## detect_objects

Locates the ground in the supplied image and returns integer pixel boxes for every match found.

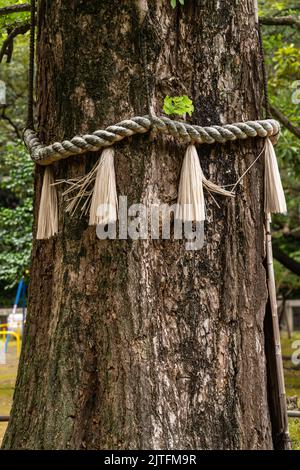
[0,341,18,444]
[281,331,300,450]
[1,333,300,448]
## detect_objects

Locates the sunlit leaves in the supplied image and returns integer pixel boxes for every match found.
[170,0,185,9]
[163,95,194,117]
[0,0,30,35]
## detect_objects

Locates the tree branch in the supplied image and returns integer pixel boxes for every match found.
[280,6,300,11]
[0,21,30,63]
[273,245,300,276]
[260,15,300,30]
[0,4,31,16]
[0,109,21,139]
[5,34,14,63]
[269,104,300,139]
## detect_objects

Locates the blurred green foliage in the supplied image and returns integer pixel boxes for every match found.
[259,1,300,297]
[0,142,33,289]
[0,1,33,299]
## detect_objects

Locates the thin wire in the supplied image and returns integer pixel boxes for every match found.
[230,141,266,192]
[220,142,266,193]
[26,0,35,129]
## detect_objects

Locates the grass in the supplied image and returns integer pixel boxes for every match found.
[0,340,19,445]
[281,331,300,450]
[289,419,300,451]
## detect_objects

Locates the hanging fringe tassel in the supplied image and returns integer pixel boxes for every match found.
[58,148,118,225]
[176,145,205,221]
[176,145,234,221]
[36,167,58,239]
[264,138,287,214]
[89,148,118,225]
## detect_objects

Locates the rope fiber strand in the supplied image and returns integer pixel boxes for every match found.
[24,116,280,166]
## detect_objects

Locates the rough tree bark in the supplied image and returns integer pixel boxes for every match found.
[3,0,276,449]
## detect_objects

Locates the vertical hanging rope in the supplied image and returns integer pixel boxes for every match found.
[26,0,35,129]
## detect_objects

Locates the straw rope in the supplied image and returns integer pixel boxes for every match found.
[24,115,280,166]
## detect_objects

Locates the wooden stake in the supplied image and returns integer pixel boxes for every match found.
[265,214,291,449]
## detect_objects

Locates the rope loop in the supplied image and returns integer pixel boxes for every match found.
[24,116,280,166]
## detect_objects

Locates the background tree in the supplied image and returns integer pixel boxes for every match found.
[0,0,299,450]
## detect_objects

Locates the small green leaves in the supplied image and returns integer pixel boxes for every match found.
[163,95,194,117]
[170,0,185,9]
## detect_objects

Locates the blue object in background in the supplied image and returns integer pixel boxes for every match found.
[4,278,26,353]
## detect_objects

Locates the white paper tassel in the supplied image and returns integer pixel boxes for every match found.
[264,138,287,214]
[89,148,118,225]
[36,167,58,239]
[176,145,234,221]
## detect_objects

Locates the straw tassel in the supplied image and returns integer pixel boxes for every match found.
[176,145,234,222]
[58,148,118,225]
[89,148,118,225]
[264,138,287,214]
[176,145,205,222]
[36,167,58,239]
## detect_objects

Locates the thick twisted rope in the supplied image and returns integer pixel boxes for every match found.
[24,116,280,166]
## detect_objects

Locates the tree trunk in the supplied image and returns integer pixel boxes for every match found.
[3,0,275,449]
